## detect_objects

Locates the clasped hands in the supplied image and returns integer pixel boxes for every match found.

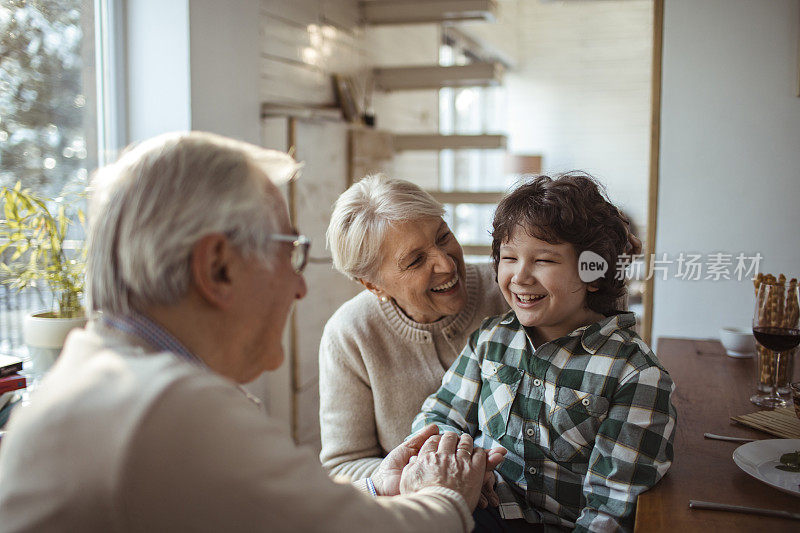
[370,424,507,510]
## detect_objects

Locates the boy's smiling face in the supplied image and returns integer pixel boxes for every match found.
[497,225,602,345]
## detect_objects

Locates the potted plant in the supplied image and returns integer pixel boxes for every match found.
[0,182,88,375]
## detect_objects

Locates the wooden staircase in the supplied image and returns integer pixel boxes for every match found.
[354,0,539,256]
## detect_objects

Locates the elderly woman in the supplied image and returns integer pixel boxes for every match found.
[319,174,508,479]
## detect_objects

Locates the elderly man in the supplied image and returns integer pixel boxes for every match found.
[0,132,501,532]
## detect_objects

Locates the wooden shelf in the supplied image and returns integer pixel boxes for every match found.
[261,103,342,121]
[393,134,506,151]
[374,63,504,91]
[426,191,504,204]
[360,0,497,25]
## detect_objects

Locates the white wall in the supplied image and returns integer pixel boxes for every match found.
[125,0,261,144]
[189,0,261,144]
[653,0,800,342]
[482,0,654,232]
[126,0,191,141]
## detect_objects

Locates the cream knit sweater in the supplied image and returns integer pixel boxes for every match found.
[319,262,508,479]
[0,322,475,532]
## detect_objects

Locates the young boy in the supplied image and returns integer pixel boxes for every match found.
[412,173,676,532]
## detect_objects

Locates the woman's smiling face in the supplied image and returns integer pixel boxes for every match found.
[365,217,467,323]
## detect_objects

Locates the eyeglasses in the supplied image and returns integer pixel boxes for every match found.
[271,233,310,273]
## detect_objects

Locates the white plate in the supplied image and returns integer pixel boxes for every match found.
[726,349,754,358]
[733,439,800,497]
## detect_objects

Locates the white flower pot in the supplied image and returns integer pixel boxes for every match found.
[23,311,88,377]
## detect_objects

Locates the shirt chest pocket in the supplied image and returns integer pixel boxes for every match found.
[548,387,609,462]
[478,360,522,439]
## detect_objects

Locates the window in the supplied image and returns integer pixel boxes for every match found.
[0,0,104,355]
[0,0,96,196]
[438,29,511,259]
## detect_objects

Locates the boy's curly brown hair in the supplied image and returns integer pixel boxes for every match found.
[491,171,633,315]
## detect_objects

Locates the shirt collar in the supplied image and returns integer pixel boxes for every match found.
[499,309,517,326]
[99,313,264,409]
[498,309,636,354]
[100,312,203,366]
[578,311,636,354]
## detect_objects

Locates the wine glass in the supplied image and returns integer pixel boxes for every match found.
[751,280,800,408]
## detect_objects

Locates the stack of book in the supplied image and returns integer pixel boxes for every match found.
[0,355,26,429]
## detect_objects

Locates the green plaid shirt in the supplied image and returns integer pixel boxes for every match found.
[412,311,676,532]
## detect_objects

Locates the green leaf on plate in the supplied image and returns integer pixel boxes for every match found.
[777,450,800,472]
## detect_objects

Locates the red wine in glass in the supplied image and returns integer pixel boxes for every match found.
[751,279,800,408]
[752,326,800,352]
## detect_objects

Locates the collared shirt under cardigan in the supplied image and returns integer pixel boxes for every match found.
[412,310,677,532]
[319,262,509,479]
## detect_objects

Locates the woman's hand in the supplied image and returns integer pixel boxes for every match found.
[371,424,440,496]
[399,432,490,510]
[371,426,507,505]
[410,438,505,508]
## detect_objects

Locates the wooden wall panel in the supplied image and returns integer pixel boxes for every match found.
[261,1,365,446]
[260,58,333,106]
[290,118,362,451]
[248,117,293,431]
[262,9,364,70]
[320,0,360,29]
[261,0,367,108]
[262,0,324,27]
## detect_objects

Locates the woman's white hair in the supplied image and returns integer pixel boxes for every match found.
[87,131,302,315]
[327,174,444,281]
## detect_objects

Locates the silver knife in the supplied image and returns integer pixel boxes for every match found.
[703,433,756,443]
[689,500,800,521]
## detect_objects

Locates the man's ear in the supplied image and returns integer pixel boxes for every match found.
[190,233,236,308]
[587,283,600,293]
[358,278,386,299]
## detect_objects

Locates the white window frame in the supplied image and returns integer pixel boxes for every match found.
[94,0,126,166]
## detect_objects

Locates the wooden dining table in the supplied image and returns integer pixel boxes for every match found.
[634,337,800,531]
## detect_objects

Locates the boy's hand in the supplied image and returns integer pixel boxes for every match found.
[486,445,507,470]
[479,473,497,508]
[478,445,506,508]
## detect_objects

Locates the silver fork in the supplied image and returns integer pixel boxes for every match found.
[690,500,800,521]
[703,433,756,443]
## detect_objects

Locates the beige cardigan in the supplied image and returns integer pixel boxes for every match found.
[319,262,508,479]
[0,321,472,532]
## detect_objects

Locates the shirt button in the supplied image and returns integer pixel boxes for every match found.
[581,398,591,406]
[533,378,542,387]
[528,466,537,475]
[526,428,534,437]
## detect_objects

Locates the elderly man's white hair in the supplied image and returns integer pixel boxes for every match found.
[327,174,444,282]
[87,131,302,315]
